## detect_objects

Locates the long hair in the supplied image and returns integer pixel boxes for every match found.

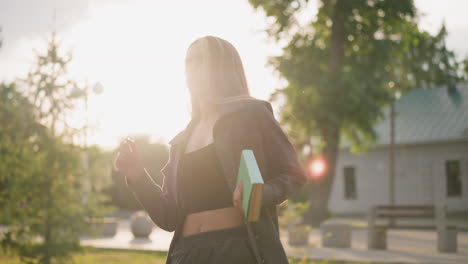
[185,36,253,120]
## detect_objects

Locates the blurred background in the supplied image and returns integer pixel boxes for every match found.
[0,0,467,263]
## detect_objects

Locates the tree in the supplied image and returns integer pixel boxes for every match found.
[0,82,46,224]
[249,0,466,225]
[106,135,169,210]
[0,34,114,264]
[21,33,86,139]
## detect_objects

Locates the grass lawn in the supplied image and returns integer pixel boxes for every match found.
[0,247,167,264]
[0,246,393,264]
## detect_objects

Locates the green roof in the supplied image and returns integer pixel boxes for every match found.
[373,83,468,146]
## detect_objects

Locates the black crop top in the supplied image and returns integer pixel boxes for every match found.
[177,143,234,215]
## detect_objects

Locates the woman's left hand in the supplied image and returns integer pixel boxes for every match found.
[232,181,243,216]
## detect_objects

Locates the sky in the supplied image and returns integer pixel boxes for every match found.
[0,0,467,150]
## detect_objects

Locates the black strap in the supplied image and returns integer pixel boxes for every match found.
[245,221,263,264]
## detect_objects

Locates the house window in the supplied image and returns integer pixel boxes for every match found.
[343,166,357,200]
[446,160,462,197]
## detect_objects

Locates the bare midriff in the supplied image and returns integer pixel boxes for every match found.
[181,206,244,237]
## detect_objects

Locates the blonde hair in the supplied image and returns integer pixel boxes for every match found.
[185,36,254,119]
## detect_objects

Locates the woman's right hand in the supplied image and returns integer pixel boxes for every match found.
[114,137,145,182]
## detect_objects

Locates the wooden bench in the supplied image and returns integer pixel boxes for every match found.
[367,204,457,252]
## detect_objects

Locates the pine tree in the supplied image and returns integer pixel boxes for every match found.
[0,33,114,264]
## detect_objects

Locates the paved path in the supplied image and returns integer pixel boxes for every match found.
[80,219,468,263]
[81,219,172,251]
[283,229,468,264]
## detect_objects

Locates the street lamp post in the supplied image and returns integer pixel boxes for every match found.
[388,82,399,227]
[389,99,395,206]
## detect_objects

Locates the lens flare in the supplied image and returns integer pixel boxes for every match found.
[309,158,326,179]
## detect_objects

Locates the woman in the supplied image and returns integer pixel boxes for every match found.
[115,36,308,264]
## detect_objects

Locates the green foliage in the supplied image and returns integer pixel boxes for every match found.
[0,82,47,225]
[131,135,169,186]
[251,0,465,154]
[249,0,466,225]
[278,200,310,229]
[20,33,87,139]
[1,247,168,264]
[0,34,114,264]
[106,135,168,210]
[80,145,117,222]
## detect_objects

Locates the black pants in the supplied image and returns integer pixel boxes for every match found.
[169,224,257,264]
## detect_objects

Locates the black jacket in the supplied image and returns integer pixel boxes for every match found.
[126,98,308,264]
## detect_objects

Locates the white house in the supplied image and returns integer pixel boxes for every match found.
[329,84,468,215]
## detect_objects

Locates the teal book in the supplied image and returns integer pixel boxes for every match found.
[236,149,264,222]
